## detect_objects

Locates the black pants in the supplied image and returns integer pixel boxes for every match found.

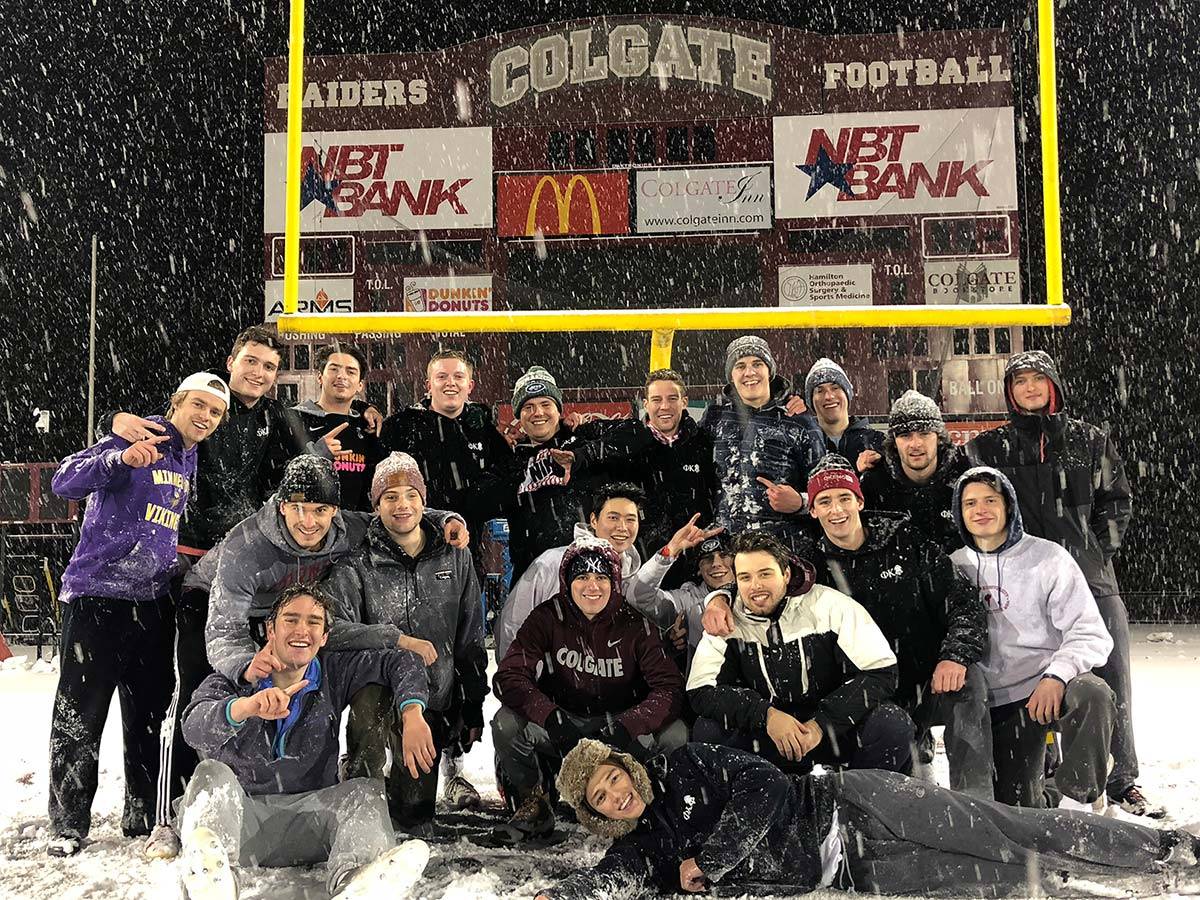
[693,703,913,775]
[154,587,213,825]
[835,769,1190,897]
[48,595,174,839]
[346,684,450,827]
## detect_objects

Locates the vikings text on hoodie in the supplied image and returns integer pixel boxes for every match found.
[950,466,1113,707]
[52,417,196,603]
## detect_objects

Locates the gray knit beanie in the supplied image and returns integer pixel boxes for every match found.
[888,390,948,439]
[724,335,776,382]
[804,357,854,407]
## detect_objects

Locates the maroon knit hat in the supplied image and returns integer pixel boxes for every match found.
[806,453,864,503]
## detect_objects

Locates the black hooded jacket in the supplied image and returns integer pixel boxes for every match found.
[812,511,986,710]
[966,351,1132,597]
[546,743,839,900]
[570,414,717,555]
[798,412,885,462]
[379,399,513,524]
[860,437,972,553]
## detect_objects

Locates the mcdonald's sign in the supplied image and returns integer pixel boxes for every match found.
[497,172,629,238]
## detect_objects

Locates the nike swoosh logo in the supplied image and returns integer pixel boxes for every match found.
[607,639,621,647]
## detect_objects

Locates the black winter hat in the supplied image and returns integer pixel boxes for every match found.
[275,456,341,507]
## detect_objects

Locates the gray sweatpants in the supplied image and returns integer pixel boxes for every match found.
[1093,592,1138,796]
[990,673,1116,807]
[176,759,393,895]
[835,768,1187,897]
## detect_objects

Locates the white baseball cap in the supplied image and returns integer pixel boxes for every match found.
[175,372,231,408]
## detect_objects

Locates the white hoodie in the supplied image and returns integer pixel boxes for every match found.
[495,523,642,660]
[950,466,1113,707]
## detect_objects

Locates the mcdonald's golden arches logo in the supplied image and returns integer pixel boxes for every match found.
[497,172,630,238]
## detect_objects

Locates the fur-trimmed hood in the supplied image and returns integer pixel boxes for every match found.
[556,738,654,839]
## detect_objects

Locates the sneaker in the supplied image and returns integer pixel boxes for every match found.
[46,834,81,857]
[490,787,555,845]
[442,774,483,811]
[1109,784,1168,819]
[180,826,238,900]
[334,839,430,899]
[1058,794,1107,815]
[144,823,182,860]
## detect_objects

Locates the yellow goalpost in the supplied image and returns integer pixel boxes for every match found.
[276,0,1068,371]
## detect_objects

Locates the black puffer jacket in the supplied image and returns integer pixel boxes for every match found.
[966,351,1132,597]
[545,743,839,900]
[860,438,972,553]
[571,415,717,555]
[700,377,821,537]
[380,400,513,523]
[813,511,986,710]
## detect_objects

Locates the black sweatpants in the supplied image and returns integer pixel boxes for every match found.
[834,768,1189,897]
[154,587,213,825]
[48,596,174,840]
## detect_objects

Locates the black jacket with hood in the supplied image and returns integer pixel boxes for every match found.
[860,437,972,553]
[965,350,1132,597]
[812,511,986,710]
[546,742,840,900]
[700,376,822,537]
[798,412,885,462]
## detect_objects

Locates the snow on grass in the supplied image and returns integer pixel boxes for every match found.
[1,627,1198,899]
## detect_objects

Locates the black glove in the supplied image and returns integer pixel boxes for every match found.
[544,710,587,757]
[598,720,633,751]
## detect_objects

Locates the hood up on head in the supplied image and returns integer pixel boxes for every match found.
[952,465,1025,553]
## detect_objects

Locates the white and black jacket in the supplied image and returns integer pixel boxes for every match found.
[685,583,898,742]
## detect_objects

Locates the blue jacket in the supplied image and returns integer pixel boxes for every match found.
[52,417,196,603]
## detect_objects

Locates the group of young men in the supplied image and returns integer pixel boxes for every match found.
[44,323,1159,899]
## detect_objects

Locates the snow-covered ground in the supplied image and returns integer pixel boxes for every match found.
[1,626,1198,900]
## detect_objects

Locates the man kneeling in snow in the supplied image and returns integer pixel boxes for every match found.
[177,583,433,899]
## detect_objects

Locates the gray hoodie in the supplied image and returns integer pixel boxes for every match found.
[182,647,427,796]
[203,500,458,683]
[950,466,1113,707]
[322,516,487,725]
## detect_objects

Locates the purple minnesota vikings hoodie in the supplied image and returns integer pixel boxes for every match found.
[52,417,197,603]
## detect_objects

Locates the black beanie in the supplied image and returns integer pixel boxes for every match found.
[275,456,341,507]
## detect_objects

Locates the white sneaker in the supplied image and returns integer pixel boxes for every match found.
[335,839,430,899]
[1058,794,1107,815]
[145,823,181,859]
[180,826,238,900]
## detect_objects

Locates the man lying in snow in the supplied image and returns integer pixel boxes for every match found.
[177,583,433,900]
[535,739,1200,899]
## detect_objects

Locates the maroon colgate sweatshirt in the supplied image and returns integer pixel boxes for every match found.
[494,591,683,737]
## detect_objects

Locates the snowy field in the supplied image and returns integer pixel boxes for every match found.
[1,626,1198,900]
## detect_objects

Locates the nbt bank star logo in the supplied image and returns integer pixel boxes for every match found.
[797,124,993,202]
[300,157,340,214]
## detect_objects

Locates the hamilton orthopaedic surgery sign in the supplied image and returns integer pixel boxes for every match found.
[634,166,773,234]
[488,22,773,107]
[264,128,493,232]
[773,107,1017,218]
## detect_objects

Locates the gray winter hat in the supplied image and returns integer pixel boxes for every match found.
[512,365,564,415]
[888,390,948,439]
[724,335,776,382]
[805,357,854,407]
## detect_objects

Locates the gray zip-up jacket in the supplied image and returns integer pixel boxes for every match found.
[204,500,458,683]
[182,647,427,796]
[322,516,487,726]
